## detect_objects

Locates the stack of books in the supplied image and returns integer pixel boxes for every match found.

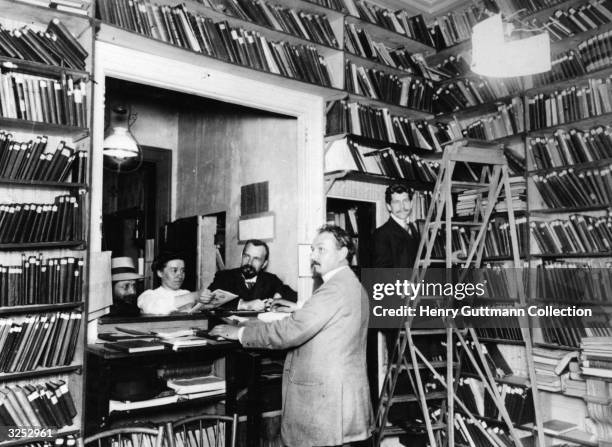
[529,126,612,170]
[434,79,523,115]
[0,379,77,436]
[0,312,82,371]
[0,194,84,244]
[526,76,612,131]
[532,165,612,208]
[0,255,84,306]
[325,137,439,182]
[167,374,225,395]
[581,336,612,378]
[532,347,578,391]
[96,2,334,87]
[0,133,88,183]
[0,73,88,127]
[0,19,89,69]
[203,0,339,48]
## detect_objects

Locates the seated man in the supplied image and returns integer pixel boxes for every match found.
[137,252,203,315]
[108,256,142,317]
[201,239,296,310]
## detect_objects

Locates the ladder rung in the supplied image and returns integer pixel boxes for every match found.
[386,391,447,403]
[379,422,447,437]
[451,181,489,192]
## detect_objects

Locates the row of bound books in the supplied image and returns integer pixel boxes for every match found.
[344,23,429,77]
[346,0,432,48]
[306,0,345,12]
[454,413,516,447]
[433,78,523,115]
[0,311,82,373]
[0,379,77,436]
[344,61,433,111]
[532,49,587,89]
[526,76,612,131]
[474,317,523,342]
[430,54,471,80]
[581,336,612,378]
[0,19,88,70]
[457,377,535,426]
[0,194,83,244]
[15,0,91,16]
[203,0,339,48]
[455,177,526,217]
[461,100,525,141]
[530,214,612,255]
[0,133,87,183]
[532,164,612,208]
[0,255,83,307]
[538,1,612,42]
[325,137,439,182]
[97,2,333,87]
[496,0,568,17]
[427,4,482,50]
[538,313,612,348]
[325,100,454,150]
[0,71,88,127]
[529,126,612,170]
[535,261,612,303]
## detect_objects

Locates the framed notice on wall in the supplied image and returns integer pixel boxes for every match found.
[238,212,275,242]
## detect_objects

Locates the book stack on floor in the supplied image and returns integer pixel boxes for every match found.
[0,379,78,438]
[0,133,88,183]
[580,336,612,378]
[96,1,334,87]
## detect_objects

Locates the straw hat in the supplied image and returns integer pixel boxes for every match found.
[111,257,143,282]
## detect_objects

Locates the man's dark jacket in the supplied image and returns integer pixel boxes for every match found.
[208,268,296,310]
[371,218,419,268]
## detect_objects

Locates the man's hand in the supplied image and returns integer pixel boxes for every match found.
[269,298,297,313]
[239,299,267,311]
[209,324,241,340]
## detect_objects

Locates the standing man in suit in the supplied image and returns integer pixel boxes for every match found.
[372,184,419,268]
[211,225,373,447]
[201,239,296,310]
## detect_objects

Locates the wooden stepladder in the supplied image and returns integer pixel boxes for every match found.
[374,140,545,447]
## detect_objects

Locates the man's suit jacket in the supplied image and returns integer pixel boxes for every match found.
[241,267,373,447]
[371,217,419,268]
[207,268,296,309]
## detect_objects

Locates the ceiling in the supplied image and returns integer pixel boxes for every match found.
[373,0,472,18]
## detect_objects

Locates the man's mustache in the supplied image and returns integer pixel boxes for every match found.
[310,261,320,267]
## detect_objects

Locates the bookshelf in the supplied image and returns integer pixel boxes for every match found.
[0,1,93,445]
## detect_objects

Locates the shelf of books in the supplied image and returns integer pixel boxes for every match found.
[0,2,92,445]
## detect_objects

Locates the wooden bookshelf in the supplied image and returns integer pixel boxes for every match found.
[0,118,89,139]
[96,23,347,98]
[0,240,86,250]
[0,179,88,189]
[0,365,83,382]
[526,65,612,96]
[0,0,90,33]
[0,56,89,80]
[529,205,612,214]
[0,302,84,316]
[531,252,612,259]
[528,158,612,175]
[550,20,612,55]
[527,111,612,137]
[345,92,433,118]
[325,132,441,156]
[324,169,434,189]
[425,39,471,66]
[344,51,428,79]
[434,95,517,122]
[344,14,434,54]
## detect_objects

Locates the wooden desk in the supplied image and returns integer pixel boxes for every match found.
[84,341,239,435]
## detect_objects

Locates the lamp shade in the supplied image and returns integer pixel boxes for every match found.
[471,14,551,78]
[103,108,142,173]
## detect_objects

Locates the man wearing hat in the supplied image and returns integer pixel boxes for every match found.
[109,256,143,316]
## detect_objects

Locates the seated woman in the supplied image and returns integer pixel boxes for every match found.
[137,252,202,315]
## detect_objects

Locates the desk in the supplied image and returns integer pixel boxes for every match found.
[85,341,239,435]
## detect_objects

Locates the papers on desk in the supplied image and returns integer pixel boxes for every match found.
[108,388,224,413]
[162,337,211,350]
[167,375,225,394]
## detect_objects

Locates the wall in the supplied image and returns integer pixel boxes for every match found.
[176,104,298,289]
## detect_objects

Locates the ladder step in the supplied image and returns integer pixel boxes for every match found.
[451,181,490,192]
[379,422,447,437]
[399,328,467,336]
[386,391,447,403]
